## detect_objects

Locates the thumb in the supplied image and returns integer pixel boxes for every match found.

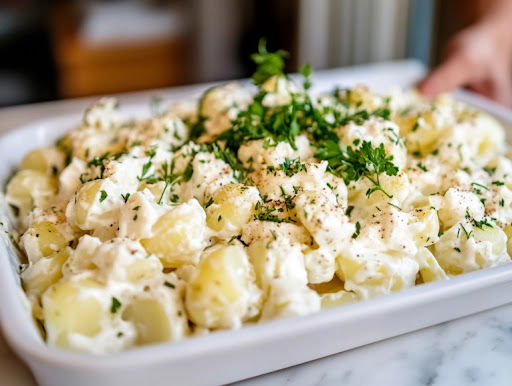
[416,52,475,97]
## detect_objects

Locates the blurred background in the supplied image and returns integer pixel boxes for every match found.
[0,0,476,107]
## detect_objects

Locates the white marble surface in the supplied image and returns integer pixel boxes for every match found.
[235,304,512,386]
[1,62,512,386]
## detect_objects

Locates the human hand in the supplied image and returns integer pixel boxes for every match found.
[417,17,512,107]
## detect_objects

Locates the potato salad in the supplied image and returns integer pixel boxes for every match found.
[6,42,512,353]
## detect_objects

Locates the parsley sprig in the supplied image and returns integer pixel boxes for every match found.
[315,140,399,197]
[157,160,183,204]
[251,39,288,85]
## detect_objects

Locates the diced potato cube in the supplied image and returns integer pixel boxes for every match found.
[473,226,508,257]
[336,251,418,299]
[20,147,65,176]
[303,248,336,284]
[348,171,410,210]
[6,170,57,216]
[122,276,189,345]
[124,258,162,283]
[320,290,359,309]
[68,179,116,230]
[403,110,445,156]
[141,200,207,268]
[503,224,512,256]
[206,183,260,238]
[22,248,70,304]
[259,278,320,320]
[414,247,447,283]
[438,188,484,230]
[410,207,440,247]
[42,279,104,350]
[336,85,382,110]
[22,221,70,262]
[433,222,509,274]
[247,239,308,290]
[185,245,261,329]
[122,297,179,345]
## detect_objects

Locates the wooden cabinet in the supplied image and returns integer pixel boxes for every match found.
[50,6,190,98]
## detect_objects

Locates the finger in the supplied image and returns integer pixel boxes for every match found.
[467,70,512,107]
[489,80,512,108]
[416,53,475,97]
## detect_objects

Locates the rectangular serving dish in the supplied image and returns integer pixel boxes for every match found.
[1,61,512,386]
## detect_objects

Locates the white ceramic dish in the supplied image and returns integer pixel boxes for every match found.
[1,62,512,386]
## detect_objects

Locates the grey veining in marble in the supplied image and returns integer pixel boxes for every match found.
[235,304,512,386]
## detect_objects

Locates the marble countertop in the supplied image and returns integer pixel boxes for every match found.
[1,63,512,386]
[237,304,512,386]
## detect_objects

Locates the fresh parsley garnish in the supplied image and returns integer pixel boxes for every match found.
[459,223,472,239]
[416,162,428,172]
[470,182,489,194]
[164,281,175,289]
[121,193,131,203]
[299,63,312,90]
[315,140,399,198]
[472,218,494,230]
[352,222,361,239]
[99,190,107,203]
[110,297,122,313]
[137,161,153,181]
[250,38,288,85]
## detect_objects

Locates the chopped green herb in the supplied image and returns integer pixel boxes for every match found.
[111,297,122,313]
[470,182,489,193]
[416,162,428,172]
[388,202,402,211]
[459,223,472,239]
[279,158,306,177]
[121,193,131,203]
[299,63,312,90]
[352,222,361,239]
[473,218,494,230]
[99,190,108,203]
[137,161,153,181]
[250,38,288,85]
